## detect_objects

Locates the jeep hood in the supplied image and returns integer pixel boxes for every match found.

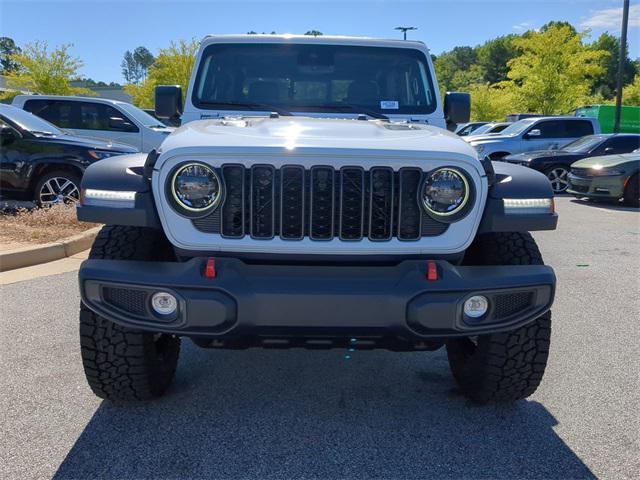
[159,117,478,158]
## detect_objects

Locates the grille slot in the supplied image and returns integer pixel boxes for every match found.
[398,168,423,240]
[103,287,147,316]
[193,165,449,241]
[369,168,394,240]
[221,165,245,237]
[493,292,534,319]
[310,166,335,240]
[339,167,365,240]
[250,165,276,239]
[280,166,305,239]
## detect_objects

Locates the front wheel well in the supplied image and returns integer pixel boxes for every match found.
[29,163,84,194]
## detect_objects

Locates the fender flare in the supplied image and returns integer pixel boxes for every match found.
[76,153,161,228]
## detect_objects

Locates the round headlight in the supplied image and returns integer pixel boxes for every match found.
[421,168,470,217]
[170,163,221,214]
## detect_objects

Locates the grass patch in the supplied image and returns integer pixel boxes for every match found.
[0,204,97,247]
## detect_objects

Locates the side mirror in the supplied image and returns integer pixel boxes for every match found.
[108,117,126,130]
[603,147,615,154]
[0,126,18,145]
[444,92,471,131]
[526,129,541,138]
[155,85,183,120]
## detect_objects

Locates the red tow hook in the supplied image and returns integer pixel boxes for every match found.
[427,261,439,281]
[205,258,217,279]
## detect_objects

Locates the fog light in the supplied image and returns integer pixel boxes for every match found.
[464,295,489,319]
[151,292,177,316]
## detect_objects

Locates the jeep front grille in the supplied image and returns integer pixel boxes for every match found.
[193,165,448,241]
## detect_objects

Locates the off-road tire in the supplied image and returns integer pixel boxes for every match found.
[623,173,639,207]
[80,226,180,401]
[447,232,552,404]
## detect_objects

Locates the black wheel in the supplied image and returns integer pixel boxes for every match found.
[544,165,569,194]
[80,226,180,401]
[447,232,552,404]
[33,170,81,207]
[623,173,639,207]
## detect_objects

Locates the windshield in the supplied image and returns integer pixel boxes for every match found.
[0,105,63,135]
[562,135,605,152]
[193,44,437,115]
[117,102,166,128]
[500,119,538,136]
[470,123,496,135]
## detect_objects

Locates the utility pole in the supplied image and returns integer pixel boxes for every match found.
[614,0,630,133]
[395,26,417,41]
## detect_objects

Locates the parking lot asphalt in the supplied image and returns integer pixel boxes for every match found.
[1,197,638,479]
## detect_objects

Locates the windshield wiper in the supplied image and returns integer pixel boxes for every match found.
[306,104,389,120]
[198,101,294,117]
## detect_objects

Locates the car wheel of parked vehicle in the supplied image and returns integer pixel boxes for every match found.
[544,166,569,194]
[623,173,639,207]
[79,225,180,401]
[34,171,81,207]
[446,232,552,404]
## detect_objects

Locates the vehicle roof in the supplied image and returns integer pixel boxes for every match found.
[200,34,428,50]
[12,94,129,106]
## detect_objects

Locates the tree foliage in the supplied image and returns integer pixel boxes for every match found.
[623,75,640,105]
[5,41,94,96]
[0,37,21,74]
[121,46,155,84]
[125,39,199,108]
[505,26,607,114]
[433,21,638,121]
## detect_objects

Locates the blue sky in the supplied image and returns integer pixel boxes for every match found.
[1,0,638,83]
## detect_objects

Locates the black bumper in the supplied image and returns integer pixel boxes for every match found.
[79,258,556,347]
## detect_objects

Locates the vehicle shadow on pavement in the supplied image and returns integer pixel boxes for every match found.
[569,198,639,212]
[54,343,594,479]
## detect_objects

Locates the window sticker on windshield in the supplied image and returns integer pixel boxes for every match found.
[380,100,399,110]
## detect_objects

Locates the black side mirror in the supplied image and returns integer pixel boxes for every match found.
[0,126,18,146]
[155,85,183,120]
[444,92,471,131]
[603,147,615,154]
[108,117,126,130]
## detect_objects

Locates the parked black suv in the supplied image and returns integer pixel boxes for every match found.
[504,134,640,193]
[0,104,136,206]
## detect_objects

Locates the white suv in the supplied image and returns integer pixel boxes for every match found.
[466,116,601,160]
[12,95,174,152]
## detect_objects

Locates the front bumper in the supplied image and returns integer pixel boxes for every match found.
[567,173,625,199]
[79,258,556,347]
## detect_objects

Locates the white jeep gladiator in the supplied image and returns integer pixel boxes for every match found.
[76,35,558,404]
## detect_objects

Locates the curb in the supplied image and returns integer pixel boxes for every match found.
[0,227,101,272]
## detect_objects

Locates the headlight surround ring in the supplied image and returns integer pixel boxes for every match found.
[167,162,223,218]
[420,167,474,222]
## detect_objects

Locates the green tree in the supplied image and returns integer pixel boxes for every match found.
[434,46,478,91]
[476,35,519,84]
[505,25,607,114]
[590,33,637,99]
[6,41,94,95]
[304,30,323,36]
[125,39,199,108]
[0,37,21,74]
[622,75,640,105]
[133,46,155,81]
[469,83,516,121]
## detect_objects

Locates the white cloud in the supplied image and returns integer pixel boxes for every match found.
[581,4,640,29]
[513,21,534,32]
